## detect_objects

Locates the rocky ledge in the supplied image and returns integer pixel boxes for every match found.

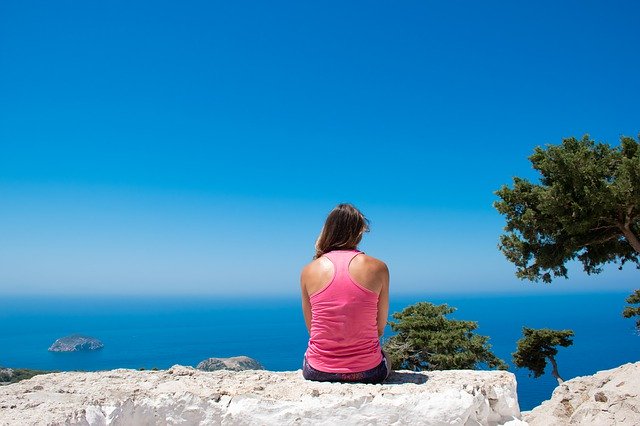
[48,335,104,352]
[0,366,522,425]
[524,362,640,425]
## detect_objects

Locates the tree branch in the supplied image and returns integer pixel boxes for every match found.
[626,205,634,228]
[583,233,621,247]
[589,225,619,232]
[617,209,640,254]
[621,227,640,254]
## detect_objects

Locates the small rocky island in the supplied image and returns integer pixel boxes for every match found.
[48,334,104,352]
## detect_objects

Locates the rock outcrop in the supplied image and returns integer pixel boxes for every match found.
[196,356,264,372]
[48,335,104,352]
[0,366,522,425]
[0,368,13,383]
[524,362,640,425]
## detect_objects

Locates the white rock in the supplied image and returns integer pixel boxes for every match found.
[524,362,640,426]
[0,366,522,425]
[196,356,264,372]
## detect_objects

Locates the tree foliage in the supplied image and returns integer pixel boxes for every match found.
[382,302,507,371]
[494,135,640,283]
[512,327,574,384]
[623,289,640,331]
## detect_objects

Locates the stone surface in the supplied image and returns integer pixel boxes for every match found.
[524,362,640,426]
[0,366,522,425]
[48,334,104,352]
[0,368,13,383]
[196,356,264,372]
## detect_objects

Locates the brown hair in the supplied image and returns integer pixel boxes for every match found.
[314,203,370,259]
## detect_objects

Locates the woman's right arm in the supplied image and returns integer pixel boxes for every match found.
[300,266,312,334]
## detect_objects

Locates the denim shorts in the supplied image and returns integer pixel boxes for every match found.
[302,354,390,384]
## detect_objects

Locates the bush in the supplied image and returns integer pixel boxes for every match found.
[383,302,507,371]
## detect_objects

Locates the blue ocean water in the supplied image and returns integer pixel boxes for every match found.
[1,292,638,411]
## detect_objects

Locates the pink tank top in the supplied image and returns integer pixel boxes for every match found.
[305,250,383,373]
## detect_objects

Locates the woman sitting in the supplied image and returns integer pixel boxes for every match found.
[301,203,390,384]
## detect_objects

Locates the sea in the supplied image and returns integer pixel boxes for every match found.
[1,292,638,411]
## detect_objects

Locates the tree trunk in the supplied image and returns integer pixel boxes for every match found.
[619,208,640,253]
[621,226,640,254]
[548,355,564,385]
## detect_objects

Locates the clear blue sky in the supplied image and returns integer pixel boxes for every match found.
[1,1,638,295]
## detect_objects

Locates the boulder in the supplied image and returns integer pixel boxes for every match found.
[524,362,640,425]
[48,334,104,352]
[196,356,264,372]
[0,366,522,425]
[0,368,14,383]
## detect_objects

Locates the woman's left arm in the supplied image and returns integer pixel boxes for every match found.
[376,263,390,337]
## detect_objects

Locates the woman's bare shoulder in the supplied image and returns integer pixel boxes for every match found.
[354,253,388,273]
[349,253,389,293]
[301,257,333,279]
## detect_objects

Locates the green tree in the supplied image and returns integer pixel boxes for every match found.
[494,135,639,323]
[623,289,640,331]
[382,302,507,371]
[512,327,574,385]
[495,135,639,283]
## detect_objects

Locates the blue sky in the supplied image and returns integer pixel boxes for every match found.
[1,1,638,295]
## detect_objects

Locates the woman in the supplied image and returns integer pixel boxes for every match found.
[300,203,390,384]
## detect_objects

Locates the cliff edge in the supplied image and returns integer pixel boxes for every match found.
[0,366,522,425]
[524,362,640,425]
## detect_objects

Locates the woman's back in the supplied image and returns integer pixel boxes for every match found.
[301,203,390,383]
[302,250,387,373]
[302,252,387,296]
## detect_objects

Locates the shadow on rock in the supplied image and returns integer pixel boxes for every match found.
[384,371,428,384]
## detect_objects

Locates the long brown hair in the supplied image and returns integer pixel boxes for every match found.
[314,203,370,259]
